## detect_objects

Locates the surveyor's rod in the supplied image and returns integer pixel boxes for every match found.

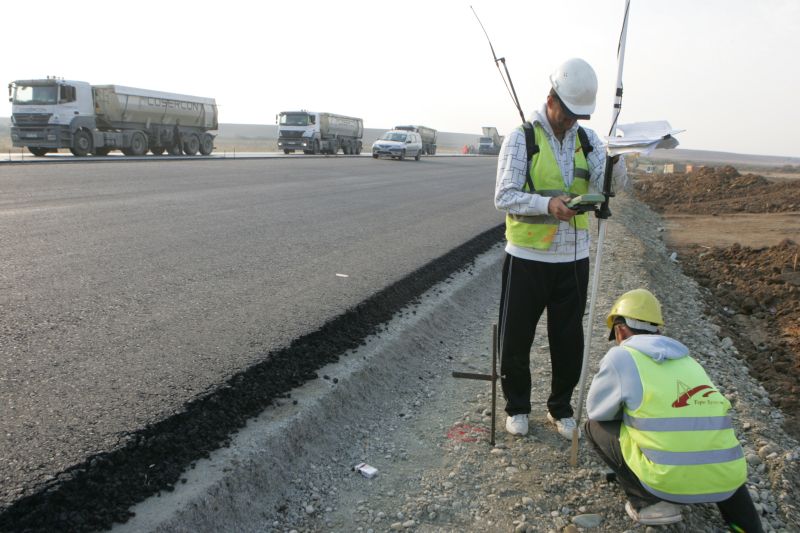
[491,323,497,445]
[570,0,631,467]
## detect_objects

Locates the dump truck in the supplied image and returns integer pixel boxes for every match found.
[394,125,437,155]
[277,111,363,155]
[8,77,218,156]
[478,126,503,155]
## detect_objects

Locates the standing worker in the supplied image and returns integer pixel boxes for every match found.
[584,288,763,531]
[494,58,627,438]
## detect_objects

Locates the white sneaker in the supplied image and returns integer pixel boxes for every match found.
[505,414,528,436]
[625,500,682,525]
[546,413,581,440]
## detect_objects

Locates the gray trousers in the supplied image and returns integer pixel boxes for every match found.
[584,419,764,532]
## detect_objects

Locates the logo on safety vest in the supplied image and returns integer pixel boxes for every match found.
[672,381,721,408]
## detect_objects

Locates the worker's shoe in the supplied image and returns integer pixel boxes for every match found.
[505,414,528,436]
[547,412,581,440]
[625,501,683,525]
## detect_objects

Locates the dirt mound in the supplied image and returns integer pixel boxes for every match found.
[634,165,800,214]
[633,165,800,438]
[679,239,800,437]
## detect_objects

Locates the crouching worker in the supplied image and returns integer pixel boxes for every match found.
[584,288,763,531]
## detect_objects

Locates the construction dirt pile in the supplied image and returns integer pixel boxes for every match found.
[634,165,800,214]
[634,166,800,441]
[679,240,800,439]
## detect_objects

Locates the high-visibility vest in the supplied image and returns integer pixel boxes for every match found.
[505,123,590,250]
[620,345,747,503]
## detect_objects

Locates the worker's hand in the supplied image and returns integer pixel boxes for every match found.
[548,196,577,221]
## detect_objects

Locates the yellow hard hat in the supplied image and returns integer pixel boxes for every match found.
[606,289,664,338]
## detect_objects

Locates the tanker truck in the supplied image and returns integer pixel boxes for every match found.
[277,111,363,155]
[8,78,218,156]
[394,125,437,155]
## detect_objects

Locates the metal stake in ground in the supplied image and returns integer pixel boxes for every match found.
[452,324,502,445]
[570,0,632,467]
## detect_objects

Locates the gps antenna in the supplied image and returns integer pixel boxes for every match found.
[471,6,526,123]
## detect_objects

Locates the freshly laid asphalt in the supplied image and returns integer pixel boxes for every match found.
[0,156,503,531]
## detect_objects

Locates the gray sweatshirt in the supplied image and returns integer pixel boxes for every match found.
[586,334,690,421]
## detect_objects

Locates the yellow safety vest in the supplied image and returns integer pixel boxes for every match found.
[505,123,590,250]
[620,346,747,503]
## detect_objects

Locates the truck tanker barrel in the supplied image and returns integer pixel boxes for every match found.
[319,114,363,139]
[92,86,218,130]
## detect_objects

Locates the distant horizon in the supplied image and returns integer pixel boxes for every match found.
[3,1,799,158]
[2,116,799,164]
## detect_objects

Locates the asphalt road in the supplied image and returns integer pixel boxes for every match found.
[0,156,502,513]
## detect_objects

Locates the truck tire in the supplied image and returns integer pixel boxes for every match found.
[28,147,49,157]
[312,140,320,155]
[199,134,214,156]
[70,129,93,157]
[94,147,111,156]
[129,132,148,156]
[183,134,200,156]
[356,142,362,155]
[150,146,165,155]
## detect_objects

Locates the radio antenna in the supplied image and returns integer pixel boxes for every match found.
[471,6,526,123]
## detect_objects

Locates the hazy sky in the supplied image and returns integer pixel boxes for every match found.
[3,0,798,157]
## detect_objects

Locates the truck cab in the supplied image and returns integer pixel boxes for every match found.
[9,79,94,155]
[277,111,321,154]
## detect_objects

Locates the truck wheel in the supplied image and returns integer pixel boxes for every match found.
[70,129,93,157]
[129,132,148,156]
[399,149,406,161]
[150,146,165,155]
[94,147,111,156]
[199,134,214,156]
[183,134,200,156]
[312,140,320,155]
[356,142,362,155]
[342,144,350,155]
[28,147,49,157]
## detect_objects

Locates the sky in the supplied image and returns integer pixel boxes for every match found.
[3,0,798,157]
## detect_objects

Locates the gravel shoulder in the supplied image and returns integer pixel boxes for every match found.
[114,192,800,533]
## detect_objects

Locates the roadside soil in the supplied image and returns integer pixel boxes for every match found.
[633,165,800,440]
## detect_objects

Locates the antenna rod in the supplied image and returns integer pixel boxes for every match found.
[471,6,526,123]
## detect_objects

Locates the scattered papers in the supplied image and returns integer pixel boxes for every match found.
[605,121,684,157]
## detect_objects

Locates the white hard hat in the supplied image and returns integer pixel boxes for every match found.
[549,58,598,119]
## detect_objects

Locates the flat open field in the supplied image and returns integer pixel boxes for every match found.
[634,166,800,438]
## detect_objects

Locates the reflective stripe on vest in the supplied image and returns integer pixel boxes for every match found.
[505,123,590,250]
[620,346,747,503]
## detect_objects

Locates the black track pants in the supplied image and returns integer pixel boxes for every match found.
[584,419,764,532]
[497,253,589,419]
